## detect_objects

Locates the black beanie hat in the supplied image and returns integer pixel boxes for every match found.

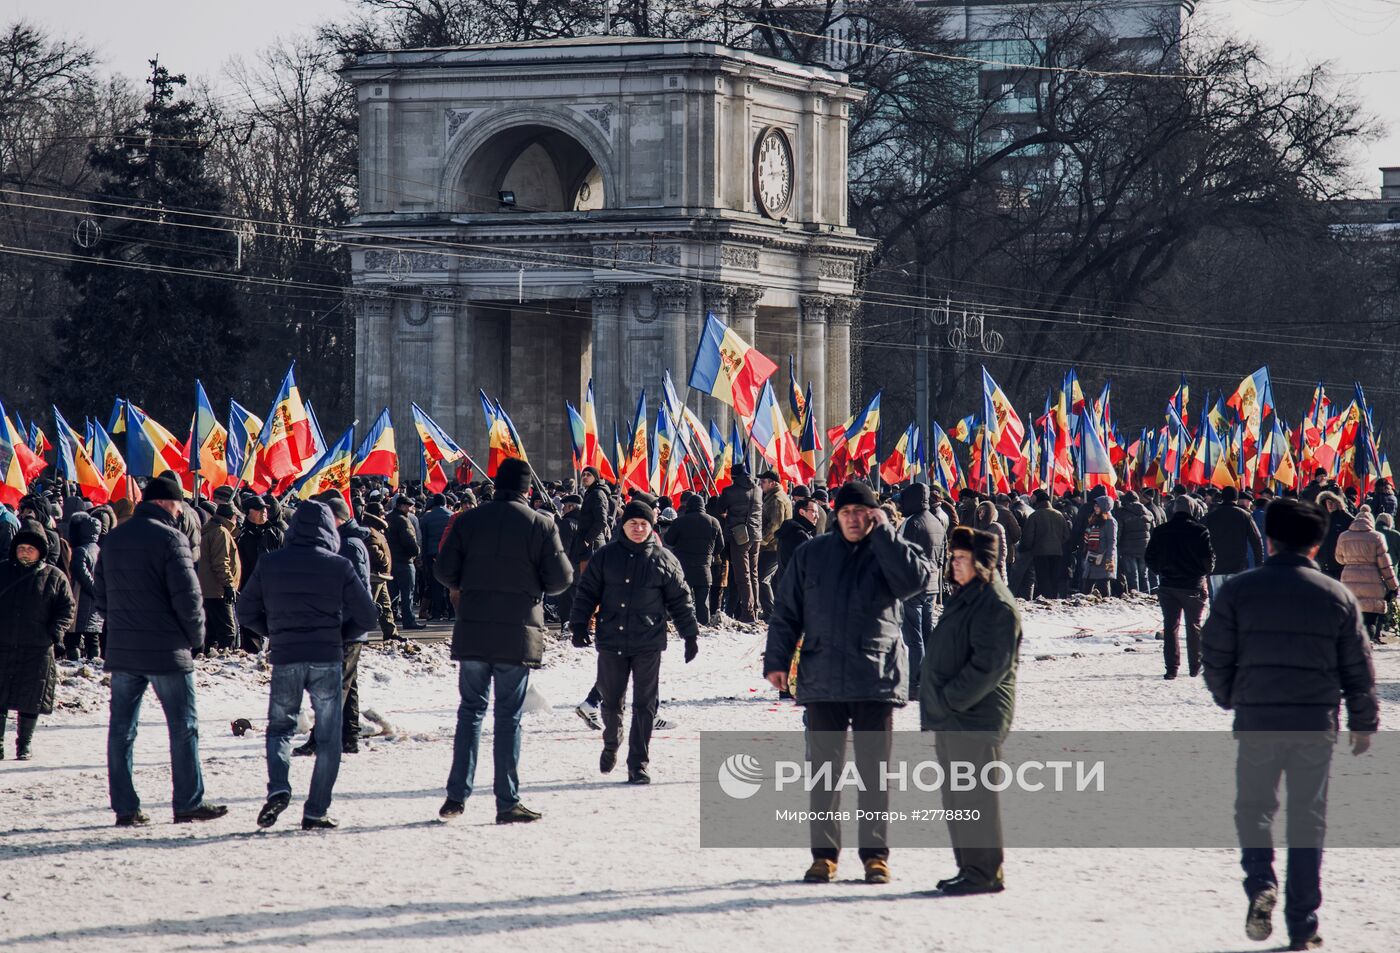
[832,480,879,511]
[1265,498,1326,551]
[621,498,656,525]
[496,458,532,496]
[142,474,184,503]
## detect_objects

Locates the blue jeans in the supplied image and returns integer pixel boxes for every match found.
[446,661,529,810]
[1122,555,1149,593]
[107,671,205,818]
[266,662,344,820]
[901,593,935,699]
[393,561,419,627]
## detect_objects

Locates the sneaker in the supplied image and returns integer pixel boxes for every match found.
[1245,885,1278,941]
[496,803,543,824]
[803,859,837,883]
[600,749,617,774]
[1288,935,1323,951]
[438,798,465,819]
[173,803,229,824]
[863,858,891,884]
[301,815,339,830]
[257,793,291,829]
[653,716,676,730]
[575,702,602,730]
[292,740,317,757]
[627,768,651,785]
[115,811,151,828]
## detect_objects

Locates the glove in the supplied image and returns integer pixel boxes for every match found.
[684,639,698,664]
[223,586,236,604]
[571,628,592,648]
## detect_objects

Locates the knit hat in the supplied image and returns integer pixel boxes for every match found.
[215,502,237,520]
[757,470,779,483]
[948,525,999,573]
[142,474,184,503]
[1093,495,1113,514]
[832,480,879,511]
[496,458,532,496]
[581,466,602,482]
[1265,498,1326,551]
[1032,489,1050,505]
[364,501,384,517]
[621,498,656,525]
[561,494,582,505]
[312,491,352,521]
[1220,486,1238,503]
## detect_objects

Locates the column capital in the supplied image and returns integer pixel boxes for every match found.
[800,293,835,323]
[828,297,858,326]
[350,285,393,317]
[422,285,461,314]
[651,280,691,306]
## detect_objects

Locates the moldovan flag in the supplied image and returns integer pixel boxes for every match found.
[0,400,45,507]
[353,407,400,489]
[748,380,801,484]
[259,365,316,487]
[228,401,263,489]
[301,400,329,477]
[654,403,682,498]
[581,379,616,481]
[188,381,230,493]
[982,367,1025,457]
[879,424,917,485]
[844,392,881,476]
[711,429,733,494]
[688,312,779,419]
[92,420,133,503]
[620,392,650,493]
[125,402,188,479]
[53,407,109,504]
[294,425,356,505]
[930,421,962,491]
[1227,366,1273,437]
[416,401,468,470]
[566,401,587,471]
[1080,410,1117,498]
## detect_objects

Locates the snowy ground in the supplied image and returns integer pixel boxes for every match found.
[3,594,1399,953]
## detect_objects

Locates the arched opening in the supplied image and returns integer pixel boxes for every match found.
[457,124,605,213]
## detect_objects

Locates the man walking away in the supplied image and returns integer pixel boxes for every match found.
[1205,486,1264,597]
[1019,490,1070,599]
[1145,496,1215,679]
[896,482,946,701]
[764,481,933,885]
[434,458,573,823]
[96,473,227,827]
[1202,499,1378,952]
[662,492,724,626]
[359,501,400,642]
[418,493,453,621]
[238,501,379,831]
[718,462,763,623]
[572,498,700,784]
[1115,491,1155,593]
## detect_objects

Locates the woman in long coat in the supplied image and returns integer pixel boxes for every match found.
[1335,506,1399,643]
[0,521,77,760]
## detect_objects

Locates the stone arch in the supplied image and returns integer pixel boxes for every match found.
[440,106,618,214]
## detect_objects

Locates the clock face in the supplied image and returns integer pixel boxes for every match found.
[753,128,793,218]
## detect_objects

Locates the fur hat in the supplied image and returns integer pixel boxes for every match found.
[832,480,879,511]
[948,525,999,574]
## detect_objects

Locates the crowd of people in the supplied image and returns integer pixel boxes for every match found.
[0,457,1383,950]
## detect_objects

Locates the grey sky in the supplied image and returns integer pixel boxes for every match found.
[8,0,1398,193]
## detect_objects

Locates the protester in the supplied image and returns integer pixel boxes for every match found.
[387,495,425,631]
[763,480,933,885]
[1334,505,1399,644]
[1082,496,1118,596]
[1205,487,1264,594]
[1202,498,1378,952]
[237,501,380,830]
[197,502,241,654]
[757,471,791,617]
[418,493,453,621]
[434,458,573,823]
[895,482,946,701]
[1018,489,1071,599]
[662,491,725,626]
[1314,492,1351,579]
[0,521,76,760]
[972,500,1007,581]
[1114,491,1155,593]
[921,526,1022,895]
[718,462,763,623]
[571,497,699,784]
[65,511,104,661]
[359,501,401,642]
[1144,496,1215,679]
[96,474,226,826]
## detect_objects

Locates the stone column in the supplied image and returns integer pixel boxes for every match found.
[826,297,856,425]
[653,280,691,395]
[355,287,393,433]
[423,286,460,440]
[799,294,831,436]
[589,283,624,428]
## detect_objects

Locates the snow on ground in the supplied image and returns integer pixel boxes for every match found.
[3,599,1399,953]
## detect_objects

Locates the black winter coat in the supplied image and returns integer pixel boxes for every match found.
[570,532,699,655]
[719,472,763,540]
[920,577,1021,738]
[434,493,573,667]
[236,503,379,665]
[1204,503,1264,574]
[68,511,104,633]
[0,537,75,714]
[1019,503,1071,557]
[775,515,817,579]
[571,482,612,562]
[386,509,421,562]
[1318,509,1353,579]
[1202,552,1378,732]
[235,521,283,591]
[897,484,946,592]
[95,502,205,674]
[663,502,725,582]
[764,522,933,706]
[336,519,375,644]
[1144,513,1215,589]
[1114,501,1154,558]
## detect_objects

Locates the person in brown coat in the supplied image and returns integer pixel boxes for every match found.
[1335,505,1399,643]
[197,504,242,653]
[359,503,400,642]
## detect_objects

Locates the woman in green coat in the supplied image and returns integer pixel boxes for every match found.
[921,526,1022,896]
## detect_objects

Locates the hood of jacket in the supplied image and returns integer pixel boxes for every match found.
[286,501,340,552]
[68,510,101,547]
[899,482,930,516]
[340,518,372,543]
[8,518,50,561]
[1350,509,1377,533]
[361,511,388,532]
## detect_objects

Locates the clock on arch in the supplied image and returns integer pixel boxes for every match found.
[753,126,794,218]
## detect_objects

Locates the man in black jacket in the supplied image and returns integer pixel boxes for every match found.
[434,458,573,823]
[896,482,946,700]
[96,474,226,827]
[775,496,820,581]
[570,467,612,564]
[1019,490,1071,599]
[571,498,699,785]
[1145,496,1216,679]
[764,480,934,886]
[1205,487,1264,593]
[662,492,724,625]
[1202,499,1378,952]
[238,502,379,830]
[718,462,763,622]
[386,495,425,630]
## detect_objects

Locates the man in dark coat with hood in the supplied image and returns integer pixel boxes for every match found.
[718,462,763,622]
[97,474,225,827]
[896,482,947,700]
[764,480,934,886]
[237,501,380,830]
[434,458,573,824]
[662,492,724,625]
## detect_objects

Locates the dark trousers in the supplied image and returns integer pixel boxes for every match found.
[710,556,726,619]
[422,555,448,620]
[804,701,895,862]
[757,550,780,617]
[341,643,362,744]
[63,631,101,661]
[203,598,237,653]
[728,538,760,622]
[1236,736,1332,941]
[1032,555,1064,599]
[596,650,662,773]
[392,561,419,628]
[372,581,399,640]
[902,593,934,699]
[934,732,1006,887]
[685,572,711,626]
[1160,584,1207,675]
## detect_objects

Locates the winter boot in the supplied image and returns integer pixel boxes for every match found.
[1245,885,1278,941]
[803,859,837,883]
[600,749,617,774]
[1288,934,1323,951]
[292,739,317,757]
[15,714,37,761]
[173,803,229,824]
[863,858,891,884]
[257,793,291,829]
[438,798,465,819]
